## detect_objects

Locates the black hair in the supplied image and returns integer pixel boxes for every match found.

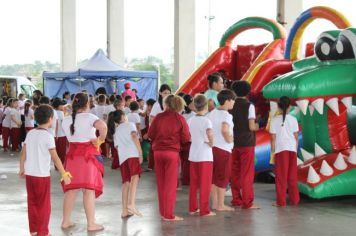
[95,87,107,95]
[109,94,116,103]
[70,93,89,135]
[98,94,106,104]
[39,96,50,105]
[183,94,193,114]
[231,80,251,97]
[51,97,62,109]
[158,84,171,110]
[63,91,70,99]
[129,101,139,111]
[146,98,156,107]
[124,95,132,102]
[217,89,237,106]
[137,98,144,103]
[5,98,13,108]
[34,104,54,125]
[107,110,126,140]
[70,93,75,101]
[178,92,186,97]
[18,93,25,98]
[207,72,222,89]
[278,96,291,126]
[24,100,32,116]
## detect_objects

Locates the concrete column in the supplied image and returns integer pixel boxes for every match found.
[174,0,196,87]
[60,0,76,70]
[277,0,303,32]
[107,0,125,65]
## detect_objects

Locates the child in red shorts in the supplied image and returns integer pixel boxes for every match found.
[108,110,143,218]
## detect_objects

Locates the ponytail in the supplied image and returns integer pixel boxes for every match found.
[70,92,89,135]
[24,101,32,116]
[277,96,291,127]
[107,110,125,140]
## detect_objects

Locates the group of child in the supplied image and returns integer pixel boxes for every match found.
[17,76,300,234]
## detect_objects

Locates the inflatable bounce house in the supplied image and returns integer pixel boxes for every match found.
[177,6,356,199]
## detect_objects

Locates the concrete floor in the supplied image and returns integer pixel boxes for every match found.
[1,152,356,236]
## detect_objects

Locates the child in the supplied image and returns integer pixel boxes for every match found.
[24,100,35,133]
[0,99,3,138]
[10,99,22,151]
[2,98,13,152]
[19,104,72,236]
[39,96,58,138]
[52,98,68,165]
[106,95,116,114]
[208,89,236,211]
[94,94,109,121]
[230,81,259,209]
[127,101,142,139]
[108,110,143,218]
[124,95,133,114]
[141,99,155,139]
[114,96,125,111]
[137,99,146,136]
[270,96,300,207]
[188,94,215,217]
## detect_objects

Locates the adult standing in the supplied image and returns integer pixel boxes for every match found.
[61,92,108,232]
[148,95,190,221]
[204,73,224,111]
[121,82,137,101]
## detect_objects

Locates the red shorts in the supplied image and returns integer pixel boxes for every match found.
[120,158,142,183]
[212,147,232,188]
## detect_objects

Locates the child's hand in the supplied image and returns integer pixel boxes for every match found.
[18,169,25,178]
[139,157,143,164]
[62,176,71,185]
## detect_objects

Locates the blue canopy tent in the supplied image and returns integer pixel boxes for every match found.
[42,49,158,100]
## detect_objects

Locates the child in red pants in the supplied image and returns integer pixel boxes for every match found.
[19,104,71,236]
[10,99,22,151]
[188,94,215,217]
[270,96,300,207]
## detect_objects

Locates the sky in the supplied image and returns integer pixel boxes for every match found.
[0,0,356,66]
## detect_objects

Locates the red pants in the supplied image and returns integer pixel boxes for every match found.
[180,143,191,185]
[230,147,255,208]
[25,127,34,133]
[0,123,2,135]
[189,161,213,216]
[2,126,10,151]
[154,150,179,219]
[26,175,51,236]
[110,142,120,169]
[148,145,155,170]
[55,136,68,164]
[275,151,300,206]
[212,147,231,188]
[11,127,21,151]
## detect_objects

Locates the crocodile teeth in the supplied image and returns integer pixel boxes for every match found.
[309,105,315,116]
[348,146,356,165]
[334,153,348,170]
[320,160,333,176]
[341,97,352,112]
[315,143,327,157]
[307,166,320,184]
[311,98,324,115]
[296,99,309,115]
[270,101,278,116]
[326,97,339,116]
[301,148,314,161]
[297,158,304,166]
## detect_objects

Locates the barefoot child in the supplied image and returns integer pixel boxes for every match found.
[208,89,236,212]
[19,104,72,236]
[188,94,215,217]
[270,96,300,207]
[108,110,143,218]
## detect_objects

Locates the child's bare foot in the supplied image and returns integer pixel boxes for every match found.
[189,209,200,215]
[272,202,285,207]
[216,205,235,212]
[162,216,184,221]
[121,213,133,218]
[203,211,216,217]
[87,223,104,232]
[128,206,143,217]
[61,222,75,230]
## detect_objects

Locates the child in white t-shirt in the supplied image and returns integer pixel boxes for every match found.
[24,100,35,133]
[108,110,143,218]
[19,104,71,236]
[188,94,215,217]
[52,98,68,165]
[10,99,22,151]
[2,99,13,152]
[270,96,299,207]
[127,101,142,139]
[208,89,236,212]
[94,94,109,121]
[123,95,133,114]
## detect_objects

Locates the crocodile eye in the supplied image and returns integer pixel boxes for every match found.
[315,36,335,61]
[336,30,356,60]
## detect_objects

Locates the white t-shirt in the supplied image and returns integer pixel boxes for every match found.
[95,105,108,120]
[139,109,146,130]
[106,104,116,114]
[113,122,140,164]
[62,113,99,143]
[150,102,163,117]
[188,115,213,162]
[208,109,234,152]
[48,108,58,137]
[127,112,140,124]
[270,114,299,154]
[2,107,12,128]
[18,99,26,115]
[183,112,196,121]
[248,104,256,119]
[24,129,56,177]
[24,109,34,128]
[10,108,21,128]
[124,107,131,115]
[55,110,66,137]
